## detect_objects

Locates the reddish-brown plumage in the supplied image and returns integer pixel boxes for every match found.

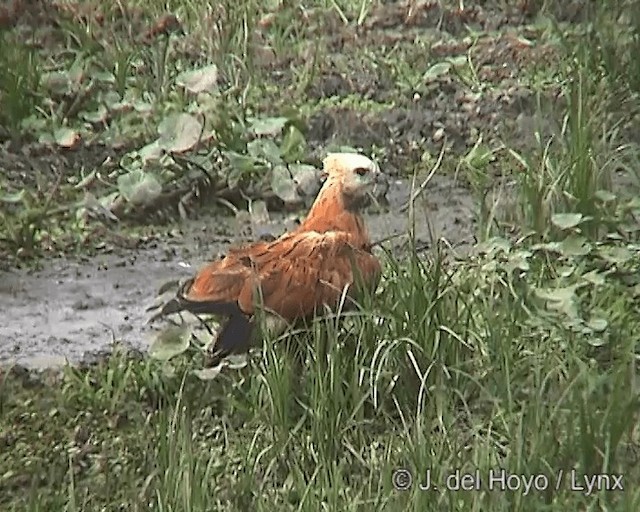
[150,152,384,364]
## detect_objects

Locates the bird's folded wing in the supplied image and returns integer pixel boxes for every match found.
[185,231,381,321]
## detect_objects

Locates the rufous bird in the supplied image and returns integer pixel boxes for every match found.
[148,153,384,366]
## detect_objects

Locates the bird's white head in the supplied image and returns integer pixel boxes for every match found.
[322,153,383,206]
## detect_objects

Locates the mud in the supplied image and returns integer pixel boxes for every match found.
[0,175,475,369]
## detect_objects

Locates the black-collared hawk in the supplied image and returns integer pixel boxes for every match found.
[149,152,384,365]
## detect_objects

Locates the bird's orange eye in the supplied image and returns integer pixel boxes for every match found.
[354,167,368,176]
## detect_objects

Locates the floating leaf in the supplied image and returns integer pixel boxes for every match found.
[290,163,321,197]
[587,337,607,347]
[175,64,219,94]
[423,62,452,82]
[505,250,531,273]
[594,190,616,203]
[117,169,162,205]
[55,127,80,148]
[41,71,69,95]
[559,235,591,257]
[581,269,605,286]
[226,354,249,369]
[551,213,583,230]
[586,318,608,332]
[148,325,191,361]
[139,140,163,163]
[158,113,202,153]
[535,284,580,303]
[193,365,223,380]
[81,105,108,124]
[250,116,289,137]
[598,245,633,265]
[271,165,300,204]
[225,150,263,174]
[247,139,282,164]
[280,125,306,163]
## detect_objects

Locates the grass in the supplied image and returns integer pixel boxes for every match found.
[2,0,640,510]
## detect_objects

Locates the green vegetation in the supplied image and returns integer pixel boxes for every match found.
[1,0,640,510]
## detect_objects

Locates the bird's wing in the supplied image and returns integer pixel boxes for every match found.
[239,230,381,320]
[171,230,381,322]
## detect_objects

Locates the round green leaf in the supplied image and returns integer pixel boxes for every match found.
[586,318,608,332]
[290,163,321,197]
[148,325,191,361]
[175,64,219,94]
[250,116,289,137]
[551,213,583,230]
[598,246,633,265]
[193,366,223,380]
[271,165,300,204]
[54,127,80,148]
[117,169,162,205]
[280,125,306,163]
[559,235,591,257]
[158,113,202,153]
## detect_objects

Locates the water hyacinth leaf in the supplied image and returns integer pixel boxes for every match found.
[193,328,217,351]
[535,284,584,319]
[81,105,108,124]
[54,127,80,148]
[247,138,282,164]
[290,163,321,197]
[559,235,591,257]
[594,190,616,203]
[225,150,263,174]
[551,213,583,230]
[158,113,202,153]
[117,169,162,205]
[226,354,249,369]
[175,64,219,94]
[423,61,452,82]
[586,318,608,332]
[280,125,306,163]
[148,325,191,361]
[271,165,300,204]
[581,269,606,286]
[193,366,223,381]
[598,246,633,265]
[250,116,289,137]
[139,140,163,163]
[41,71,70,95]
[505,250,531,273]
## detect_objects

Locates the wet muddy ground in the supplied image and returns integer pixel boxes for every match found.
[2,0,635,371]
[0,175,475,369]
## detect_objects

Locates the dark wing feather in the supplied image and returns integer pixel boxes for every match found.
[149,231,381,363]
[236,231,381,320]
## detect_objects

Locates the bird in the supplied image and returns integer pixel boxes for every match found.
[147,152,384,366]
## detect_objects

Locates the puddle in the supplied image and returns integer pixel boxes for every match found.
[0,175,476,369]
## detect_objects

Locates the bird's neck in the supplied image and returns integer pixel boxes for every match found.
[299,181,370,246]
